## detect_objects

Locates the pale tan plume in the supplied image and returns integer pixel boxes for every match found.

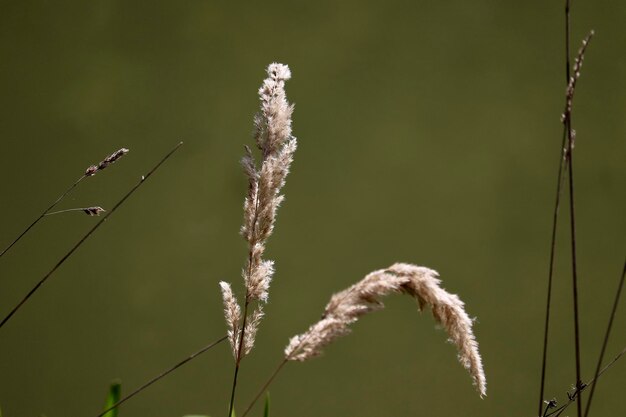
[284,263,487,397]
[219,281,241,358]
[221,63,297,360]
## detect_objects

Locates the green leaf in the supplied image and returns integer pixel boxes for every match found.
[182,415,210,417]
[102,381,122,417]
[263,393,270,417]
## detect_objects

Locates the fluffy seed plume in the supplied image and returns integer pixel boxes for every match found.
[85,148,130,176]
[284,263,487,397]
[221,63,297,361]
[220,281,242,358]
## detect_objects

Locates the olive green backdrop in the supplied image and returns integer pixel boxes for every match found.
[0,1,624,416]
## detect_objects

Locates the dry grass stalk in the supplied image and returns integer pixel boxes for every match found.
[284,262,487,397]
[221,63,297,360]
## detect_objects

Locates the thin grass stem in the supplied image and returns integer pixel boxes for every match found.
[566,120,583,417]
[583,259,626,417]
[0,142,183,331]
[537,3,573,414]
[537,122,570,417]
[95,335,227,417]
[227,176,262,417]
[227,299,250,416]
[241,358,288,417]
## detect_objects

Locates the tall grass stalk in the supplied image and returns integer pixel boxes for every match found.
[223,63,296,417]
[536,3,573,415]
[563,29,594,417]
[537,3,598,415]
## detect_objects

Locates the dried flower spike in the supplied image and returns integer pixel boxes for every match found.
[221,63,297,362]
[220,281,242,358]
[85,148,130,176]
[284,263,487,397]
[82,206,106,216]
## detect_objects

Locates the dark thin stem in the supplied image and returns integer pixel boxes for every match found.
[545,345,626,417]
[537,2,573,414]
[583,259,626,417]
[537,127,569,417]
[562,2,583,416]
[566,125,582,417]
[95,335,227,417]
[227,182,263,417]
[227,300,249,416]
[0,175,86,259]
[0,142,183,331]
[241,358,288,417]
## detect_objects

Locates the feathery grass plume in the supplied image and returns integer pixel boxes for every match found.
[225,62,296,417]
[221,63,296,360]
[220,282,242,358]
[284,263,487,397]
[86,148,130,176]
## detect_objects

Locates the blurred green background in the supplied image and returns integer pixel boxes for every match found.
[0,1,624,416]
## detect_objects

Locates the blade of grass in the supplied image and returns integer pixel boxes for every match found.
[102,381,122,417]
[263,393,270,417]
[0,142,183,331]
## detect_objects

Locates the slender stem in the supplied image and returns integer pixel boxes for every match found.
[560,2,583,416]
[241,359,288,417]
[0,142,183,331]
[95,335,227,417]
[566,128,583,417]
[45,208,90,216]
[45,208,84,216]
[537,3,573,414]
[537,127,569,417]
[227,300,250,416]
[227,181,263,417]
[0,175,86,259]
[583,259,626,417]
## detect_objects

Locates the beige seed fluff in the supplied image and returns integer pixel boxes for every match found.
[221,63,297,361]
[284,263,487,397]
